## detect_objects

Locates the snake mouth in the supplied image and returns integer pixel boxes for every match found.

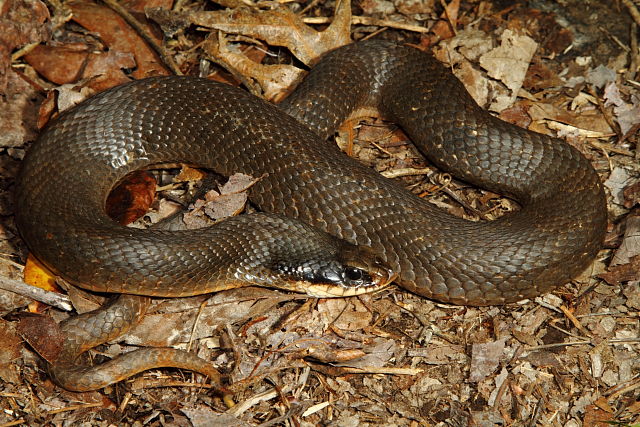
[269,239,397,297]
[299,269,398,298]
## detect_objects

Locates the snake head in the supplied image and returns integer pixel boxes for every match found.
[272,242,397,298]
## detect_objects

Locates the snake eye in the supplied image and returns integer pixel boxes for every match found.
[344,266,363,281]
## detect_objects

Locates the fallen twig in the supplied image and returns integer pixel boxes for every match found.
[0,276,72,311]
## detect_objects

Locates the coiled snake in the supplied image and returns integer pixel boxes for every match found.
[15,40,607,391]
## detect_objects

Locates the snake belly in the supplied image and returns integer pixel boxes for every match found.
[15,39,606,306]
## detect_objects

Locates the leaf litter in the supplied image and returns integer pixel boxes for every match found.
[0,0,639,425]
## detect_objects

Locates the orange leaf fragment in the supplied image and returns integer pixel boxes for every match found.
[106,170,156,225]
[24,253,58,292]
[24,254,60,313]
[175,165,207,183]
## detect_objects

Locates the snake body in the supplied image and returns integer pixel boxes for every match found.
[15,40,607,390]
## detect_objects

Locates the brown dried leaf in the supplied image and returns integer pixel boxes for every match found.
[203,192,247,222]
[149,0,352,96]
[53,82,96,114]
[429,0,460,41]
[611,215,640,266]
[511,329,538,347]
[175,165,207,183]
[182,407,250,427]
[468,339,505,382]
[0,72,40,147]
[24,44,135,88]
[148,0,352,66]
[69,0,168,79]
[521,350,562,369]
[183,173,261,227]
[0,321,22,384]
[623,181,640,209]
[23,253,58,293]
[105,170,156,225]
[0,0,51,92]
[604,167,635,206]
[204,34,303,101]
[318,298,372,331]
[433,28,494,107]
[523,61,564,91]
[583,404,615,426]
[478,29,538,112]
[305,345,366,363]
[36,89,57,130]
[498,102,533,129]
[599,255,640,286]
[336,338,395,369]
[587,65,616,90]
[126,0,173,12]
[623,282,640,310]
[122,288,296,347]
[220,173,262,195]
[66,285,105,315]
[395,0,435,16]
[436,28,539,113]
[527,100,613,137]
[604,81,640,136]
[16,313,63,364]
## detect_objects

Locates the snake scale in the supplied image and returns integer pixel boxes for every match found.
[15,40,607,390]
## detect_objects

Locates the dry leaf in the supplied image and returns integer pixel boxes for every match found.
[498,102,533,128]
[122,288,296,347]
[433,28,494,107]
[182,407,250,427]
[183,173,261,227]
[175,165,207,183]
[527,100,613,137]
[151,0,351,66]
[24,44,135,88]
[105,170,156,225]
[0,322,22,384]
[468,339,506,382]
[0,73,40,147]
[429,0,460,41]
[612,215,640,266]
[23,253,58,293]
[604,81,640,135]
[337,338,396,369]
[586,64,616,90]
[583,404,615,426]
[599,256,640,285]
[604,167,635,205]
[395,0,436,16]
[623,181,640,209]
[69,1,168,79]
[478,29,538,112]
[305,345,366,363]
[318,298,372,331]
[16,313,64,364]
[148,0,352,96]
[204,34,303,101]
[53,82,95,113]
[0,0,51,91]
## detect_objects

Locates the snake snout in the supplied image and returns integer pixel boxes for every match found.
[335,243,397,288]
[271,242,396,297]
[306,243,396,297]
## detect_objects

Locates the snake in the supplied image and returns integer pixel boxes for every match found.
[15,40,607,391]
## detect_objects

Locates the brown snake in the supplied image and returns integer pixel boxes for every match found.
[15,40,607,390]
